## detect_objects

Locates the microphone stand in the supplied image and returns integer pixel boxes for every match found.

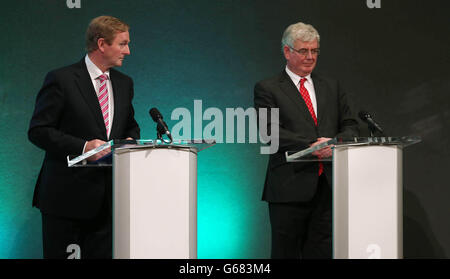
[156,124,173,144]
[368,123,384,137]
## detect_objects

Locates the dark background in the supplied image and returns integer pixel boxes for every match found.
[0,0,449,258]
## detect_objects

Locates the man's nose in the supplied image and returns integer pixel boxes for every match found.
[123,45,130,55]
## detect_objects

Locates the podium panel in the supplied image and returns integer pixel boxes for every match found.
[286,136,420,259]
[333,145,402,259]
[67,139,214,259]
[113,146,197,259]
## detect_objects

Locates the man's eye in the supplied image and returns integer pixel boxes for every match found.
[299,49,308,54]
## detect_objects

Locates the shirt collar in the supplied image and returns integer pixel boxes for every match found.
[285,65,312,86]
[85,54,110,80]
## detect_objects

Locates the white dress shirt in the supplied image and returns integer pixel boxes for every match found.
[82,55,115,153]
[285,66,318,116]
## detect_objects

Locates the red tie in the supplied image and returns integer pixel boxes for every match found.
[299,78,323,176]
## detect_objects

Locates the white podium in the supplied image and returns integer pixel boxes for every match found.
[68,139,214,259]
[286,136,420,259]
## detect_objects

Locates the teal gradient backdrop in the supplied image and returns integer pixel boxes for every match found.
[2,0,450,258]
[1,0,288,258]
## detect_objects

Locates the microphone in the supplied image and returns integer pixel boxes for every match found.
[149,108,173,142]
[358,111,384,136]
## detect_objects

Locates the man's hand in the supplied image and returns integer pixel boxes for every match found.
[85,139,110,161]
[310,137,333,159]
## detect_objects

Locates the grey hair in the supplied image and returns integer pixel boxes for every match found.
[281,22,320,52]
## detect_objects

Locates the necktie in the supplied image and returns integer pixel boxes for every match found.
[299,78,323,176]
[299,78,317,125]
[98,74,110,135]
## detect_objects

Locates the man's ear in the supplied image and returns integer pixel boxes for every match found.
[97,38,106,53]
[283,45,291,60]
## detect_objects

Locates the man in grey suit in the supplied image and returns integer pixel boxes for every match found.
[254,22,359,259]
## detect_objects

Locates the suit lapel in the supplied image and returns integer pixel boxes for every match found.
[279,71,317,127]
[311,73,327,127]
[73,59,107,137]
[109,70,121,138]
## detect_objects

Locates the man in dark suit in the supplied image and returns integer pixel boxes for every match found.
[254,22,359,259]
[28,16,140,259]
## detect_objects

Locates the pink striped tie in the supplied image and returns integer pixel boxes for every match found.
[98,74,109,135]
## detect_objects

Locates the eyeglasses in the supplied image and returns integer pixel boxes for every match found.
[288,46,320,56]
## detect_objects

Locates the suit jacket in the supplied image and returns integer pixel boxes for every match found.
[254,70,358,203]
[28,59,140,219]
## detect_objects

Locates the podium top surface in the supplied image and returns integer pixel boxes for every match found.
[286,136,421,162]
[67,139,216,167]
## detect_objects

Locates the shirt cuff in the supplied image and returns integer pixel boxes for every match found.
[82,141,88,154]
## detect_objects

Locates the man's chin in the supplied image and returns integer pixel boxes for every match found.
[301,67,315,75]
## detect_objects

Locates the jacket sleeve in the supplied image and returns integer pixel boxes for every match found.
[336,80,359,138]
[124,78,140,139]
[254,81,315,153]
[28,71,86,157]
